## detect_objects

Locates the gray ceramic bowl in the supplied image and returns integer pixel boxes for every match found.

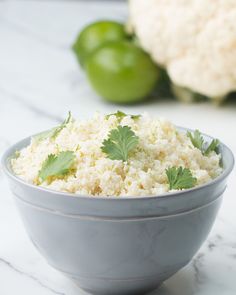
[2,130,234,295]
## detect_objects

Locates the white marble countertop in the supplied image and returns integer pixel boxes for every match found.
[0,1,236,294]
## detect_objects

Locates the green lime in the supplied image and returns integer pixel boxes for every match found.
[85,41,160,103]
[73,20,127,67]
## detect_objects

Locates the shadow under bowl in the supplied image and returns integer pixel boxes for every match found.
[1,129,234,295]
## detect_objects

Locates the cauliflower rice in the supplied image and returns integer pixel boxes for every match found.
[11,113,222,197]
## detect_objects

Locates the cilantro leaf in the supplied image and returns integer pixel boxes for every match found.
[204,139,220,156]
[106,111,141,122]
[51,111,73,139]
[187,130,204,152]
[101,125,139,162]
[39,151,75,182]
[187,130,219,156]
[33,112,73,142]
[166,166,197,190]
[33,129,57,142]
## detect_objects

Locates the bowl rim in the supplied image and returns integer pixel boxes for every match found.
[2,126,234,201]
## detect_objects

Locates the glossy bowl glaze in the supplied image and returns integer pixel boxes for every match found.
[2,130,234,295]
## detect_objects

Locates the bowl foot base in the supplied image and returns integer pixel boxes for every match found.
[80,284,161,295]
[73,278,162,295]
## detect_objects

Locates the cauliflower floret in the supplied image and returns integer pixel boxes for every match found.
[129,0,236,99]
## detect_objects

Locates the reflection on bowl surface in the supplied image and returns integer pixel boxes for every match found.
[2,131,234,295]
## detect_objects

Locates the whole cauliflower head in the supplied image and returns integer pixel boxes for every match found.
[129,0,236,99]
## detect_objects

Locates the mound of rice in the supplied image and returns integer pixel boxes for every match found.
[11,113,222,197]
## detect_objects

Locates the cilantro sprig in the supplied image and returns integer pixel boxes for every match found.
[204,139,220,156]
[101,125,139,162]
[187,130,219,156]
[38,151,75,182]
[51,111,72,139]
[33,129,56,142]
[34,112,73,142]
[106,111,141,122]
[166,166,197,190]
